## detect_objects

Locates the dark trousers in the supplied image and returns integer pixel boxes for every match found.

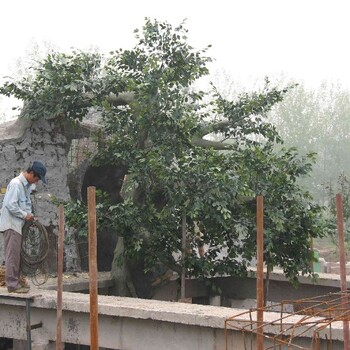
[3,229,22,291]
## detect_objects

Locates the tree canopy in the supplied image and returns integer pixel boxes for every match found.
[0,18,329,293]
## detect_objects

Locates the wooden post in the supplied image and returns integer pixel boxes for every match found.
[88,187,99,350]
[336,193,349,350]
[310,237,314,271]
[181,212,186,300]
[256,195,264,350]
[56,205,64,350]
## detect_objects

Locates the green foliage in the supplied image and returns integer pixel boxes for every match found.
[63,191,140,239]
[210,79,290,145]
[325,174,350,249]
[0,18,328,286]
[327,174,350,223]
[0,50,125,121]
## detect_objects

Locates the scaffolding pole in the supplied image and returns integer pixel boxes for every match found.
[256,195,264,350]
[56,205,64,350]
[88,186,99,350]
[336,193,349,350]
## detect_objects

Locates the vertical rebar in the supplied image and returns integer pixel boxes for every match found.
[56,205,64,350]
[88,186,99,350]
[256,195,264,350]
[181,212,186,300]
[336,193,349,350]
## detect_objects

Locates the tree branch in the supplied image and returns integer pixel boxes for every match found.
[191,136,229,150]
[107,92,135,106]
[197,119,231,138]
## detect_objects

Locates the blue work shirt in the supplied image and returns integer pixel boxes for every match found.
[0,173,32,234]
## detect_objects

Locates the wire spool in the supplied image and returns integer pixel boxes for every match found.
[21,220,50,285]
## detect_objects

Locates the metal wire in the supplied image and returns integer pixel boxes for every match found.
[225,291,350,349]
[21,220,50,285]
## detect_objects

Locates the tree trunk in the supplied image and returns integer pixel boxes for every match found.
[264,264,271,307]
[110,236,137,297]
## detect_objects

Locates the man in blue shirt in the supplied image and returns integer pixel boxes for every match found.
[0,161,47,293]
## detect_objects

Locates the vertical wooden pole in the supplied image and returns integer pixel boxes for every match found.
[181,212,186,300]
[336,193,349,349]
[88,186,99,350]
[256,195,264,350]
[56,205,64,350]
[310,237,314,272]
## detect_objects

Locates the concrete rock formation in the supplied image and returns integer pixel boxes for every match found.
[0,116,84,272]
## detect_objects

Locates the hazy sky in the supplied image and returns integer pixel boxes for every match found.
[1,0,350,99]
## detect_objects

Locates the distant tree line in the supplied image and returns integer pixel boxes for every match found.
[267,81,350,206]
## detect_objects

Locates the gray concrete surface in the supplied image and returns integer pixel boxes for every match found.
[0,286,345,350]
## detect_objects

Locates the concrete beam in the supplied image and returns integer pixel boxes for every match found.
[0,287,345,350]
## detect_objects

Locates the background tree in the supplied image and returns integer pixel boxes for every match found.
[267,81,350,204]
[0,19,328,298]
[212,72,350,262]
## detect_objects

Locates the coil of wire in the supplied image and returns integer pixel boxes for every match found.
[21,220,50,284]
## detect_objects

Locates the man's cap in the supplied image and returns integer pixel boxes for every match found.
[32,161,47,184]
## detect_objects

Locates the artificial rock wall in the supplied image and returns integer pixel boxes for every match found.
[0,116,81,271]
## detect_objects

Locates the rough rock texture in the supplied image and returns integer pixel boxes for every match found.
[0,114,127,277]
[0,116,80,272]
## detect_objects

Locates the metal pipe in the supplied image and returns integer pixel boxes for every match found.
[88,186,99,350]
